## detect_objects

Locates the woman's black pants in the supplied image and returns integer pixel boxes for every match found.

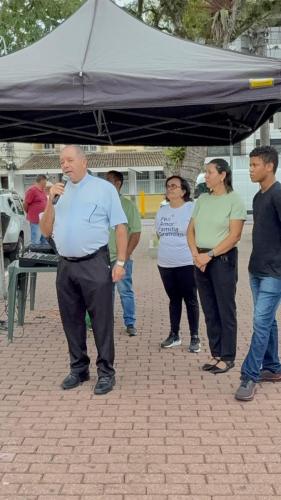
[195,248,238,362]
[158,264,199,337]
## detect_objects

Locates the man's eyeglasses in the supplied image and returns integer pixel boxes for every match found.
[166,184,181,190]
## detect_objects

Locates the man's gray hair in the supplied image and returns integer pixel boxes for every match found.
[61,145,87,160]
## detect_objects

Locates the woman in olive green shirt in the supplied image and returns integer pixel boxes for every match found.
[187,158,246,374]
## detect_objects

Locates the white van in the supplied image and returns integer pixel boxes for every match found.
[0,190,31,261]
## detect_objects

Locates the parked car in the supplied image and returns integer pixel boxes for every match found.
[194,172,209,199]
[0,189,31,261]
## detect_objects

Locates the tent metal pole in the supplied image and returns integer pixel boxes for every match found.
[0,215,7,301]
[229,144,233,170]
[229,122,233,170]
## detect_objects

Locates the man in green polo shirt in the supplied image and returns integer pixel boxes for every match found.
[106,170,141,336]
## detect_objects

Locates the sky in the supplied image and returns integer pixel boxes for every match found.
[115,0,131,5]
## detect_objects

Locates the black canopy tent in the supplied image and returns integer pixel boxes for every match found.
[0,0,280,146]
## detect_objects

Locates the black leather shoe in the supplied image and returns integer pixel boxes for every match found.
[61,371,90,390]
[211,360,235,374]
[94,376,116,395]
[202,357,220,371]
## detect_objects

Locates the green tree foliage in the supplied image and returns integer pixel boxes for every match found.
[127,0,190,35]
[124,0,281,183]
[164,147,186,175]
[202,0,281,47]
[128,0,281,45]
[0,0,84,54]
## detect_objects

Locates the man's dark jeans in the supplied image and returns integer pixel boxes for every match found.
[241,274,281,383]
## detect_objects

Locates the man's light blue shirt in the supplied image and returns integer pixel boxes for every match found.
[53,173,127,257]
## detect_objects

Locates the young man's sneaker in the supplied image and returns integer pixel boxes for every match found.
[235,379,256,401]
[188,336,201,353]
[126,325,137,336]
[160,333,181,348]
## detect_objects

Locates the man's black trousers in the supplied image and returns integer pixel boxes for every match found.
[195,248,238,362]
[56,246,114,377]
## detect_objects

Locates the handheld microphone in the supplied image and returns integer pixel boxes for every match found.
[52,174,69,205]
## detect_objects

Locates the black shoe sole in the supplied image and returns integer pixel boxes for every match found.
[161,340,182,348]
[94,378,116,395]
[211,362,235,374]
[235,390,256,401]
[202,357,220,371]
[202,363,218,371]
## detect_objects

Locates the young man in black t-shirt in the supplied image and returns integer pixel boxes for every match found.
[235,146,281,401]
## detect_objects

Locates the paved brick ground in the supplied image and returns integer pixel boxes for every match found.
[0,221,281,500]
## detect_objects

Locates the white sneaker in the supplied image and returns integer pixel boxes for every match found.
[161,333,182,348]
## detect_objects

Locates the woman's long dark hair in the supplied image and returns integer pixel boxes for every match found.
[208,158,233,193]
[165,175,191,202]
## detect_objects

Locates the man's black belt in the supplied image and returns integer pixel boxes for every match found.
[61,244,108,262]
[197,248,212,254]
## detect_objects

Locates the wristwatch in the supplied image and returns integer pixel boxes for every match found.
[116,260,125,267]
[207,249,215,258]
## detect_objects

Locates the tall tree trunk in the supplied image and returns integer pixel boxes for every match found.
[137,0,144,18]
[241,28,270,146]
[163,160,181,178]
[181,146,207,196]
[164,146,207,196]
[255,28,270,146]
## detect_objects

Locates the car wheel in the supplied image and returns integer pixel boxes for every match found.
[9,235,24,262]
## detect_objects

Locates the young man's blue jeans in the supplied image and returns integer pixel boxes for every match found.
[30,223,47,245]
[113,259,136,327]
[241,274,281,383]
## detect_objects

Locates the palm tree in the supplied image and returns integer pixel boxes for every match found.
[208,0,243,47]
[208,0,281,146]
[129,0,281,189]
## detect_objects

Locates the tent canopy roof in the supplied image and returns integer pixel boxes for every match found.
[0,0,280,146]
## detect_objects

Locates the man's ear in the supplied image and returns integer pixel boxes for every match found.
[266,161,274,173]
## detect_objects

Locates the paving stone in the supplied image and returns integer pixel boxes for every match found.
[0,224,281,499]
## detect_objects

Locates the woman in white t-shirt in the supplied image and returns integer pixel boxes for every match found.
[155,176,200,352]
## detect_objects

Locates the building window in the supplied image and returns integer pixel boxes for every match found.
[121,172,129,194]
[1,176,8,189]
[207,143,241,157]
[256,138,281,154]
[81,145,97,152]
[267,27,281,59]
[155,171,165,179]
[136,171,150,193]
[24,175,38,190]
[155,170,165,193]
[44,144,55,150]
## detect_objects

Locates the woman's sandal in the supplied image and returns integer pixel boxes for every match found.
[202,357,220,371]
[211,360,235,374]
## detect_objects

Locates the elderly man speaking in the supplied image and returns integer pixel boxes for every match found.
[40,145,127,395]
